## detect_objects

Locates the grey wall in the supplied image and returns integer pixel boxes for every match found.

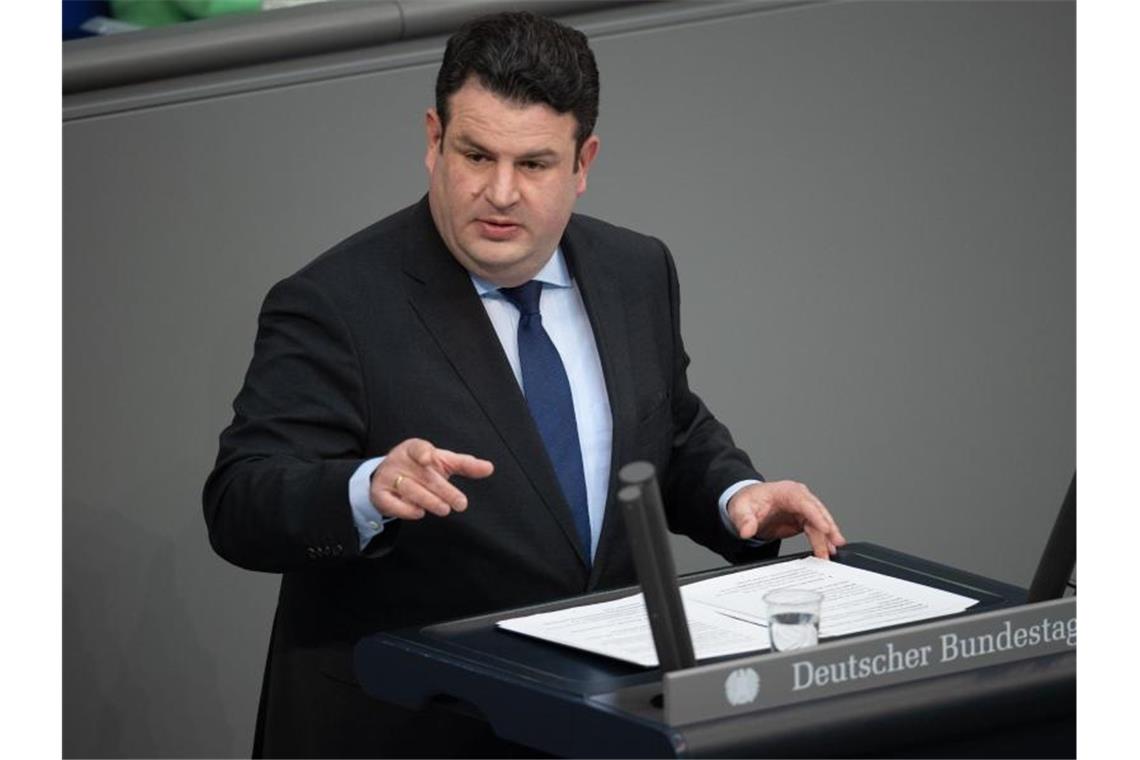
[62,1,1074,756]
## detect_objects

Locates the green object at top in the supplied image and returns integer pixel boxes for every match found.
[110,0,262,28]
[178,0,262,19]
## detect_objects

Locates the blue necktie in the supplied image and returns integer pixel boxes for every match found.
[500,281,592,561]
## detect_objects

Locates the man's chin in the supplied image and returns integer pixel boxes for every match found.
[463,240,518,264]
[460,245,548,285]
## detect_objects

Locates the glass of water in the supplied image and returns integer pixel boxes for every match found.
[764,588,823,651]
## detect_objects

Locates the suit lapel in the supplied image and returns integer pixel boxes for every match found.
[561,218,638,589]
[401,200,590,568]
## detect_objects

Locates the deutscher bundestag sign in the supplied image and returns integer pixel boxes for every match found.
[662,596,1075,726]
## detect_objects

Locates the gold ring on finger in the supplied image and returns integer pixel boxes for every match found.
[393,474,405,494]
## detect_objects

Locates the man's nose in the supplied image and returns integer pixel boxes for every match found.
[485,163,520,209]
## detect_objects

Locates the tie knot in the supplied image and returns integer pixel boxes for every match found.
[499,280,544,317]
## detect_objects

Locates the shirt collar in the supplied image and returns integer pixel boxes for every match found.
[470,247,572,297]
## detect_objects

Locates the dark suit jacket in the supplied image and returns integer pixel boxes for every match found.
[203,197,777,757]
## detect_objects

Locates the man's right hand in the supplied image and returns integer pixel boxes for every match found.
[369,438,494,520]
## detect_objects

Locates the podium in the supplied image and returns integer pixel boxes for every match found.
[354,543,1075,757]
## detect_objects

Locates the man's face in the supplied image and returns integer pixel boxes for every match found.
[425,78,600,287]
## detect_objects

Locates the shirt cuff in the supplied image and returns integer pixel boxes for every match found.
[718,479,769,546]
[349,456,397,551]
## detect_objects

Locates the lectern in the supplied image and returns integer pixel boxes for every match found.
[354,543,1075,757]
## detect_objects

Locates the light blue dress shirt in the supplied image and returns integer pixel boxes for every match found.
[349,248,761,551]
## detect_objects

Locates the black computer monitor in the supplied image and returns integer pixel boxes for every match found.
[1027,472,1076,603]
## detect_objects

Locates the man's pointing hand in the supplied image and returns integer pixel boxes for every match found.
[370,438,494,520]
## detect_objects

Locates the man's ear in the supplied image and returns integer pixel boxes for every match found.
[424,108,443,174]
[575,135,600,195]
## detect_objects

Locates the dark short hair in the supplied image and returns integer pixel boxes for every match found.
[435,11,600,157]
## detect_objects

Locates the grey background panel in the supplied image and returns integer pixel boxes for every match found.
[62,1,1074,756]
[579,0,1075,579]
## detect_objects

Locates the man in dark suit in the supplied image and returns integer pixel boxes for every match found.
[204,11,845,758]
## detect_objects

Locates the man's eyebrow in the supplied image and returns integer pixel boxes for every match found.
[517,149,560,161]
[453,136,493,154]
[453,136,560,161]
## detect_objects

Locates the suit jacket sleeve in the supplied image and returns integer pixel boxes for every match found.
[656,242,779,563]
[203,274,391,572]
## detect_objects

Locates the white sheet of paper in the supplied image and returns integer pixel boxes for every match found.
[495,558,981,667]
[681,557,978,637]
[496,592,769,668]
